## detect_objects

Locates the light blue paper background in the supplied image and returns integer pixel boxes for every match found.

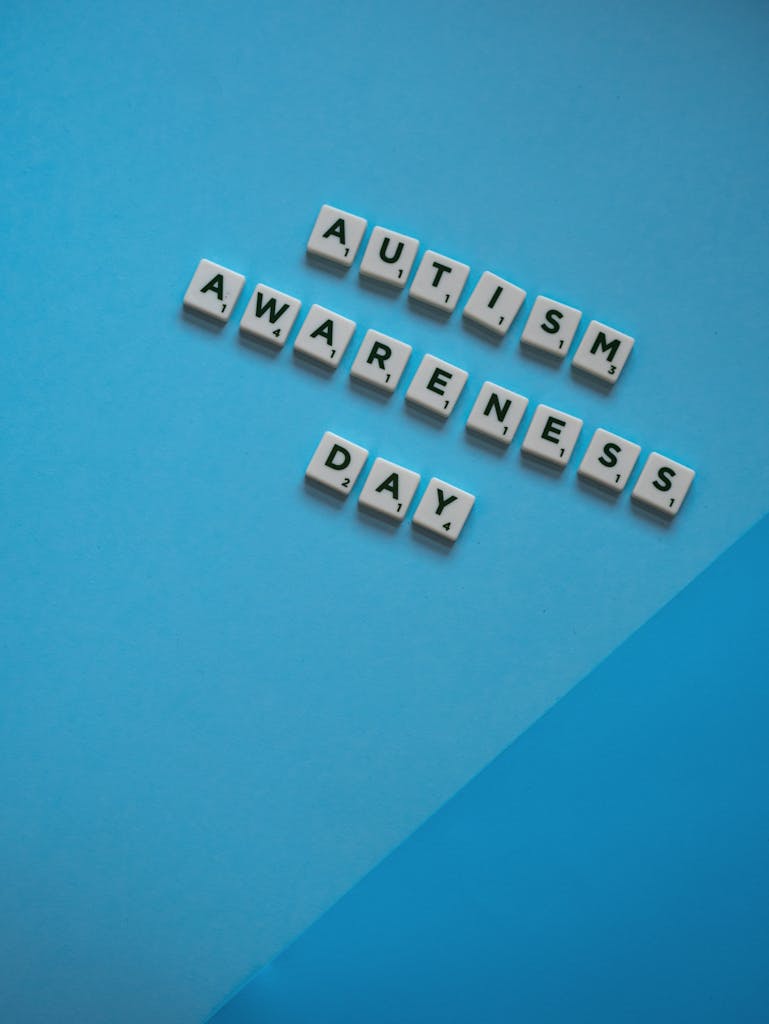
[2,2,768,1021]
[212,512,769,1023]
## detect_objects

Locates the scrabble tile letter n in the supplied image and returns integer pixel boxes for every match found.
[306,204,368,268]
[465,382,528,446]
[183,259,245,323]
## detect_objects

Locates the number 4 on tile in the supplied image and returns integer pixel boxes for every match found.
[239,283,302,348]
[412,477,475,543]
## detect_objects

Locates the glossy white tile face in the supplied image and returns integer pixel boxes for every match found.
[183,258,245,323]
[405,354,469,419]
[358,458,421,522]
[631,452,695,518]
[571,319,635,384]
[293,304,356,369]
[411,477,475,543]
[359,226,419,288]
[577,428,641,492]
[305,432,369,497]
[239,283,301,347]
[409,250,470,312]
[521,404,583,467]
[349,330,412,394]
[519,295,582,359]
[306,204,367,267]
[465,381,529,446]
[462,271,526,337]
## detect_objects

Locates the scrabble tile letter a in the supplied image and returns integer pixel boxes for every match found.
[306,204,368,268]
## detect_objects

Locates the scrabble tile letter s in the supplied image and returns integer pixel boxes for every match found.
[631,452,695,518]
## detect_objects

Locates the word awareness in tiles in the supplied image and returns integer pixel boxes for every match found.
[181,206,696,544]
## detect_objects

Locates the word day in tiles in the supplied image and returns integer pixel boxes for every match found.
[182,204,696,545]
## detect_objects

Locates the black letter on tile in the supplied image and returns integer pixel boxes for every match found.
[541,309,563,334]
[435,489,457,516]
[431,262,452,287]
[376,473,400,499]
[325,445,351,471]
[483,392,511,421]
[652,466,676,492]
[590,331,621,361]
[542,416,566,444]
[367,341,392,369]
[379,236,404,264]
[254,291,289,323]
[488,285,503,309]
[598,442,621,468]
[426,367,452,395]
[322,218,346,243]
[310,319,335,346]
[201,275,224,300]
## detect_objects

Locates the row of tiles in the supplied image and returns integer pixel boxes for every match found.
[183,259,626,393]
[306,432,474,543]
[306,427,693,546]
[182,262,695,519]
[306,203,635,387]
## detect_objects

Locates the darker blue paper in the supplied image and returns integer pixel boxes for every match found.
[211,513,769,1023]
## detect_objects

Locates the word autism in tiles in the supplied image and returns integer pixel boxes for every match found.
[181,205,696,545]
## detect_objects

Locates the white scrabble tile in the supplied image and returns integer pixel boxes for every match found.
[412,477,475,543]
[359,226,419,288]
[521,404,583,467]
[239,283,301,347]
[305,431,368,496]
[405,354,468,419]
[465,381,529,446]
[462,271,526,337]
[358,458,421,522]
[409,250,470,312]
[183,258,245,323]
[349,329,412,394]
[306,204,367,267]
[293,304,356,369]
[631,452,695,518]
[577,428,641,492]
[571,320,635,384]
[520,295,582,359]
